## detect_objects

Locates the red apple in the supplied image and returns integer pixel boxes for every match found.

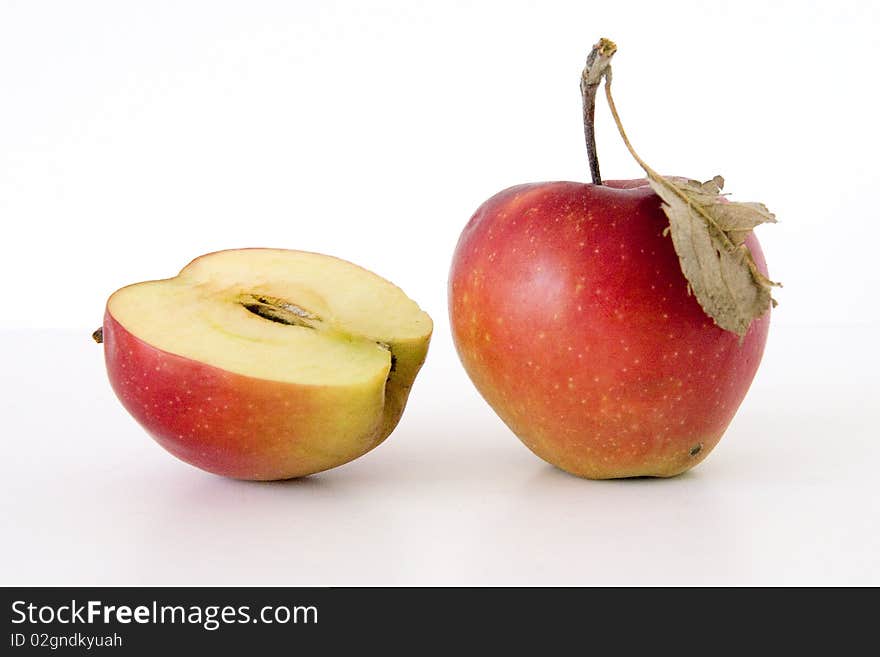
[448,38,778,479]
[97,248,433,480]
[449,180,769,478]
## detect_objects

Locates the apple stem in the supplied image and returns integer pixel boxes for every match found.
[580,38,617,185]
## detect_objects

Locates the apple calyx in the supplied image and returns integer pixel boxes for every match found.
[581,38,781,337]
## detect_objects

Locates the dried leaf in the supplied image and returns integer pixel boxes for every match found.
[596,46,781,337]
[646,176,780,337]
[702,175,724,195]
[713,201,776,246]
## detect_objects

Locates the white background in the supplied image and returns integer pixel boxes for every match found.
[1,1,878,585]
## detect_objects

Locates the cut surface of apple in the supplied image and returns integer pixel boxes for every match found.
[101,248,432,480]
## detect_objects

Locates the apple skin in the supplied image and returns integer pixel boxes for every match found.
[449,179,770,478]
[102,312,415,481]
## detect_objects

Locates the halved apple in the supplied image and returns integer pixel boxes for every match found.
[98,248,433,480]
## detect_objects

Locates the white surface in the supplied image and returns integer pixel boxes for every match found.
[1,1,879,585]
[1,325,878,586]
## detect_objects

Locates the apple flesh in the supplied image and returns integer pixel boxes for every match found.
[449,180,769,478]
[101,248,432,480]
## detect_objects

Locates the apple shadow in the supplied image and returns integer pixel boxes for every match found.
[145,462,340,519]
[246,473,332,489]
[525,461,704,486]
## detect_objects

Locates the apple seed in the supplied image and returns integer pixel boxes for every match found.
[237,293,321,329]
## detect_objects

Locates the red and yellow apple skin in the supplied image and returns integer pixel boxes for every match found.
[102,313,396,481]
[449,180,770,478]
